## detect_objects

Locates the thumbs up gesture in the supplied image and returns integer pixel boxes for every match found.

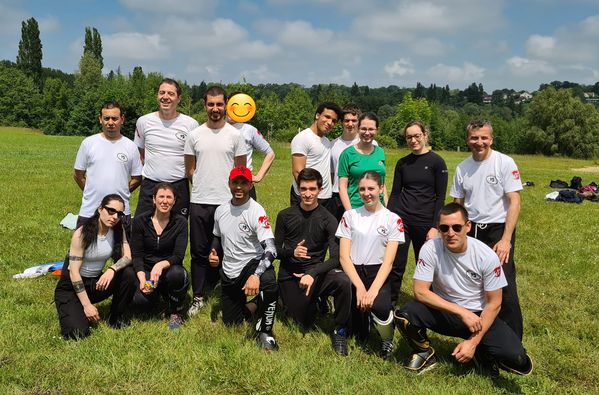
[208,248,220,267]
[294,239,311,260]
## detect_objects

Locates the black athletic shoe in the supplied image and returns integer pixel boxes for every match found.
[331,328,349,356]
[403,348,437,374]
[316,296,330,314]
[108,315,130,330]
[498,354,534,376]
[257,332,279,352]
[473,352,500,379]
[379,339,394,360]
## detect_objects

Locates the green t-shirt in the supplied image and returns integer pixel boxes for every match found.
[338,145,386,208]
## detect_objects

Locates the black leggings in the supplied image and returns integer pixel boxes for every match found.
[189,203,220,298]
[54,259,136,339]
[351,264,392,338]
[279,268,352,328]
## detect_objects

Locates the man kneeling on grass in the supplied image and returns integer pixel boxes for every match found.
[395,203,533,377]
[209,166,279,351]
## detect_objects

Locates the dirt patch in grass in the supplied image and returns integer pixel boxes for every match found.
[571,166,599,173]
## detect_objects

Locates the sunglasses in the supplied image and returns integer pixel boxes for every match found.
[103,205,125,219]
[438,223,467,233]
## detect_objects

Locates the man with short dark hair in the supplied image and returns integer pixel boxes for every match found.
[74,101,142,229]
[395,203,532,377]
[290,102,342,216]
[134,78,199,218]
[184,86,247,316]
[275,168,352,356]
[450,120,524,340]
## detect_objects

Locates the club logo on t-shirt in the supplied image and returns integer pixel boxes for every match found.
[116,153,128,162]
[493,265,502,277]
[485,175,498,185]
[396,217,404,232]
[238,222,251,234]
[340,216,349,229]
[417,258,427,267]
[377,226,388,236]
[175,131,187,141]
[466,269,481,281]
[511,170,520,180]
[258,215,271,229]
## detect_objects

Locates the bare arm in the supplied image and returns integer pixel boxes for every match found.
[338,177,352,211]
[234,154,247,168]
[129,176,142,192]
[453,197,465,206]
[138,147,145,165]
[184,154,196,181]
[361,240,398,309]
[73,170,86,191]
[382,184,388,206]
[253,151,275,183]
[68,229,100,321]
[291,154,307,182]
[494,191,520,264]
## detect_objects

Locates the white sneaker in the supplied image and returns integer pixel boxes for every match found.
[188,296,205,317]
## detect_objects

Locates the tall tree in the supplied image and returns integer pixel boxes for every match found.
[84,27,103,69]
[16,17,43,91]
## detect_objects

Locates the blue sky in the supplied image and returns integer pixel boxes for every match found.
[2,0,599,91]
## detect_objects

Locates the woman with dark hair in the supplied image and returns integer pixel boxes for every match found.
[128,182,189,329]
[336,171,404,359]
[338,113,387,211]
[387,121,448,306]
[54,194,136,339]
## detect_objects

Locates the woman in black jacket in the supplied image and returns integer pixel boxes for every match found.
[128,182,189,329]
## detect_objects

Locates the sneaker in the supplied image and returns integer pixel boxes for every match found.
[188,296,205,317]
[403,348,437,374]
[316,296,330,314]
[474,351,500,379]
[498,354,533,376]
[380,339,394,360]
[168,313,184,330]
[331,328,349,356]
[108,315,130,330]
[257,332,279,351]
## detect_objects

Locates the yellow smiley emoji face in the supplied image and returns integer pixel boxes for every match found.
[227,93,256,123]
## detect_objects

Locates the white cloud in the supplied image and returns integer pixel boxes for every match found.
[277,20,335,48]
[332,68,352,84]
[526,35,555,58]
[0,3,26,36]
[103,32,170,60]
[119,0,212,14]
[38,16,60,34]
[384,58,414,77]
[409,37,446,57]
[506,56,555,76]
[427,62,485,82]
[239,65,278,82]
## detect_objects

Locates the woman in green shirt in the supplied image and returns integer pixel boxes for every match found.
[338,113,387,210]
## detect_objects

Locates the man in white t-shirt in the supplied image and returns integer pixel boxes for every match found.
[395,203,532,377]
[450,120,524,340]
[209,166,279,351]
[228,118,275,201]
[184,86,247,315]
[330,106,360,221]
[74,101,142,230]
[134,78,199,217]
[290,102,343,216]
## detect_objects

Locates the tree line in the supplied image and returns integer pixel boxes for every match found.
[2,17,599,158]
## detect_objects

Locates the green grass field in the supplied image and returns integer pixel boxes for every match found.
[0,127,598,394]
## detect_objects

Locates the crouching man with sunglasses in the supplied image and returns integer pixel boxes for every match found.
[394,203,532,377]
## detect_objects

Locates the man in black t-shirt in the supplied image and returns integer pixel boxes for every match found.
[275,168,352,356]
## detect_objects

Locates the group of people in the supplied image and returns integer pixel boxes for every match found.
[54,79,532,378]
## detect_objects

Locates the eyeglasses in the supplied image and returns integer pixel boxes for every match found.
[359,127,377,133]
[438,223,466,233]
[103,205,125,219]
[405,134,423,141]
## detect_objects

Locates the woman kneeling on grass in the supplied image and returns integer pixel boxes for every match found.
[127,182,189,330]
[336,171,405,359]
[54,194,136,340]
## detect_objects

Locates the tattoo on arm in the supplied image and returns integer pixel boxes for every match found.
[111,256,131,271]
[72,280,85,293]
[255,238,277,277]
[68,255,83,261]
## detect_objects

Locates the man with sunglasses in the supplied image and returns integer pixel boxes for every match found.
[450,120,523,341]
[395,203,532,377]
[74,101,142,231]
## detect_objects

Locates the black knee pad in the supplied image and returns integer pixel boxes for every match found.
[394,309,430,352]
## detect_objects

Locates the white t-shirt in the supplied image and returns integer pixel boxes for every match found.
[184,123,246,205]
[231,122,273,171]
[213,198,274,279]
[414,236,507,311]
[134,112,199,182]
[79,229,114,278]
[330,136,359,193]
[74,134,142,217]
[291,128,333,199]
[450,150,523,223]
[336,206,405,266]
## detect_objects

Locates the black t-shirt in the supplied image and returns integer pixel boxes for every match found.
[274,204,339,281]
[387,151,448,226]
